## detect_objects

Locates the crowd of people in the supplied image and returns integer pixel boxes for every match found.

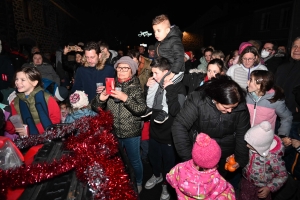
[0,13,300,200]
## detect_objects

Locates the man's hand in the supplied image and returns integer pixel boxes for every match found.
[163,79,173,88]
[282,137,292,147]
[96,86,105,94]
[257,187,270,198]
[63,46,70,55]
[164,72,175,82]
[291,139,300,149]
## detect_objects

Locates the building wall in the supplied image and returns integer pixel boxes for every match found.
[0,0,19,49]
[11,0,74,53]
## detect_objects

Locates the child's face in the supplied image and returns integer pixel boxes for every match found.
[60,104,66,111]
[204,51,212,63]
[152,67,168,82]
[207,64,221,80]
[15,72,38,95]
[33,54,43,65]
[153,21,170,41]
[247,76,261,93]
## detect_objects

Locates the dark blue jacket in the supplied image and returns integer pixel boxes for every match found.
[72,65,115,101]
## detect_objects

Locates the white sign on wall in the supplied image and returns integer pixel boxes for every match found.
[138,31,152,37]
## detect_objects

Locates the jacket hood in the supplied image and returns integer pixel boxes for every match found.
[109,50,118,58]
[164,25,183,41]
[176,160,231,198]
[199,56,207,64]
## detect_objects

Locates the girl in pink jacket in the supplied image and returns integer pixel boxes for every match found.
[166,133,235,200]
[246,70,292,144]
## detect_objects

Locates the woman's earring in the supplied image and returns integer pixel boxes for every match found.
[212,100,215,104]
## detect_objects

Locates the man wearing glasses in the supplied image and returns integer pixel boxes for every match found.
[261,41,284,75]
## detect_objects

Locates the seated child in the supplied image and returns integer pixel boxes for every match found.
[59,101,70,123]
[239,121,288,200]
[166,133,235,200]
[64,90,97,123]
[141,14,185,124]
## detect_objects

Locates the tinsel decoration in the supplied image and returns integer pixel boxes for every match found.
[0,109,138,200]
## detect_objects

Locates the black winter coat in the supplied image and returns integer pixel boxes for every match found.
[154,25,185,74]
[275,59,300,121]
[172,90,250,168]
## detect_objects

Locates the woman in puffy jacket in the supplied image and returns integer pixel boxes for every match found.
[172,74,250,178]
[91,56,147,193]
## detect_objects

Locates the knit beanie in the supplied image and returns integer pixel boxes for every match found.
[114,56,138,76]
[244,121,275,157]
[184,51,192,60]
[192,133,221,168]
[238,42,253,55]
[54,86,69,101]
[69,90,89,109]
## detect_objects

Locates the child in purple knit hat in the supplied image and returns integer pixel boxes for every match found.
[166,133,235,200]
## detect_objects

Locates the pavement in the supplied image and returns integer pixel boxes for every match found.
[139,160,177,200]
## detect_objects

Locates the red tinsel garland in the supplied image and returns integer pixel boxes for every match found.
[0,109,138,200]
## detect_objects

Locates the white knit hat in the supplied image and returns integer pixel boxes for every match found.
[244,121,276,157]
[69,90,89,109]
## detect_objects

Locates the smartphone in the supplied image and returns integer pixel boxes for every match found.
[105,78,115,95]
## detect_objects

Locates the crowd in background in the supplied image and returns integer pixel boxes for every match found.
[0,13,300,200]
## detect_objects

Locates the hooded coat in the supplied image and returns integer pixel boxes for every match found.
[197,56,208,73]
[167,160,235,200]
[154,25,185,74]
[243,135,288,192]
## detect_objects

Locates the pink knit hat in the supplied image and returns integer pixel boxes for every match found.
[192,133,221,168]
[238,42,252,55]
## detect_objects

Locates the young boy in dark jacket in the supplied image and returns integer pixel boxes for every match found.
[141,14,185,124]
[144,57,186,200]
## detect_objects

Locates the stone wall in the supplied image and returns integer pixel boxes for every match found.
[11,0,78,53]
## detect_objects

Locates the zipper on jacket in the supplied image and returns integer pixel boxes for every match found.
[156,43,160,57]
[251,96,262,127]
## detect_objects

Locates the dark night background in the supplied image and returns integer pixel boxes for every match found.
[1,0,299,57]
[64,0,296,51]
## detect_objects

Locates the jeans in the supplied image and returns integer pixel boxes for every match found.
[148,138,176,182]
[118,136,143,186]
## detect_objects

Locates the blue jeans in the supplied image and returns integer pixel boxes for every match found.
[118,136,143,186]
[148,138,176,182]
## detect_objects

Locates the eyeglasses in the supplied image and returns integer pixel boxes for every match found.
[242,57,255,62]
[116,67,130,72]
